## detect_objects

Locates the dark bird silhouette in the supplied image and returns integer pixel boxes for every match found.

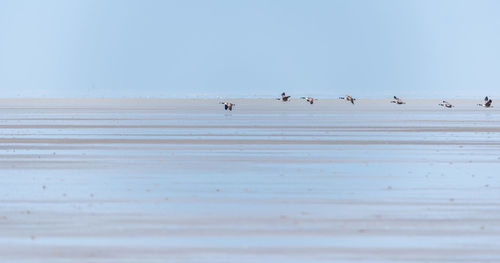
[339,95,356,104]
[478,97,493,108]
[438,100,454,108]
[301,97,315,104]
[220,102,235,111]
[277,92,291,102]
[390,96,405,104]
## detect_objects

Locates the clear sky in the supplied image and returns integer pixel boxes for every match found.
[1,0,500,98]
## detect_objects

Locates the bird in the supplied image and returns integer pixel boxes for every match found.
[478,96,493,108]
[277,92,291,102]
[301,97,315,104]
[390,96,405,104]
[339,95,356,104]
[220,102,235,111]
[438,100,454,108]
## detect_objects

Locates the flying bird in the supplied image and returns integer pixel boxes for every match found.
[390,96,405,104]
[339,95,356,104]
[478,96,493,108]
[220,102,235,111]
[301,97,315,104]
[277,92,291,102]
[438,100,454,108]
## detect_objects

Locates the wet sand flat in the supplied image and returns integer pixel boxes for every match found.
[1,98,500,262]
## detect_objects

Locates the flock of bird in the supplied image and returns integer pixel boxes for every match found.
[220,93,493,111]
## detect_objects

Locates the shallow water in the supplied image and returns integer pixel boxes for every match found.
[0,99,499,262]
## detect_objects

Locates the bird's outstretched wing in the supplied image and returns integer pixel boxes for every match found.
[486,99,493,107]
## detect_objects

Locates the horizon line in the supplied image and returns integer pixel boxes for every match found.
[0,97,491,100]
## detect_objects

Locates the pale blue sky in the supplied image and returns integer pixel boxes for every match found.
[1,0,499,98]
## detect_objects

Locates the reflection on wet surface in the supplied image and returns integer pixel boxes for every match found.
[1,99,499,262]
